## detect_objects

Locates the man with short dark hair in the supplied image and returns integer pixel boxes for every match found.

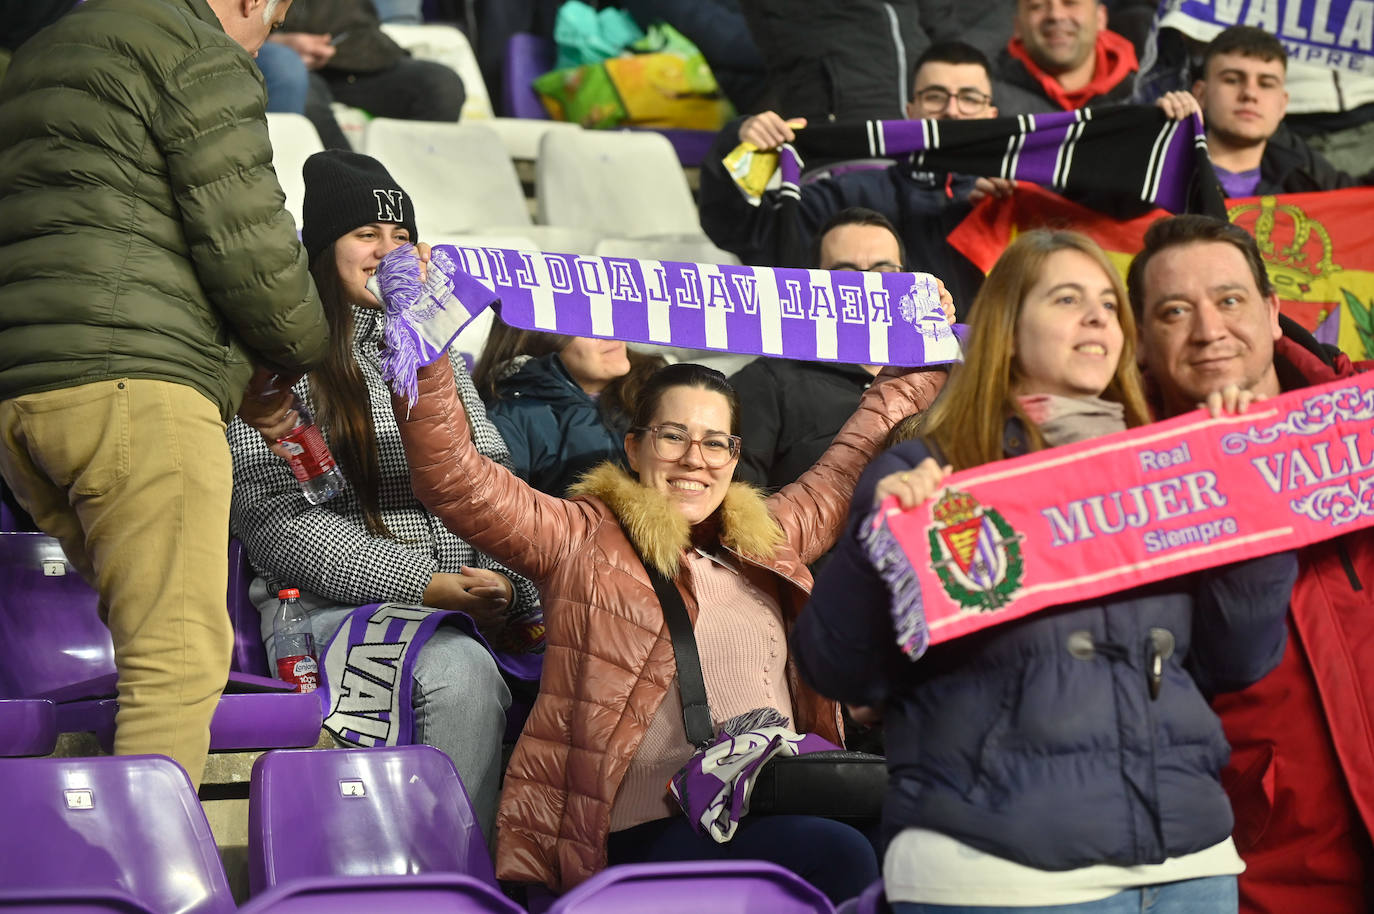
[731,208,908,492]
[994,0,1139,114]
[700,41,1001,309]
[1191,25,1355,196]
[0,0,330,787]
[1129,214,1374,914]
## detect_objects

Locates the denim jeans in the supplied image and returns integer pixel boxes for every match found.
[891,874,1238,914]
[263,600,511,842]
[370,0,424,22]
[255,40,309,114]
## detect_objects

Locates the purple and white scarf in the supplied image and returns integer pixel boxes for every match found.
[727,107,1225,268]
[737,106,1220,216]
[668,707,843,843]
[369,244,963,407]
[316,602,542,747]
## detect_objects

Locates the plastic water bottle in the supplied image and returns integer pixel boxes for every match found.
[276,393,345,505]
[272,588,319,693]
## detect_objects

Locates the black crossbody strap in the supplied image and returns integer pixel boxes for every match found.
[639,556,715,749]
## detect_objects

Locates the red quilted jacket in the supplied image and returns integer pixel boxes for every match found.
[1212,333,1374,914]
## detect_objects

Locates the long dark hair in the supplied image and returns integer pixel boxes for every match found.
[473,320,667,427]
[306,246,392,537]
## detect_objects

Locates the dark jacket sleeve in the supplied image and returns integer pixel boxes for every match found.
[622,0,762,71]
[792,439,933,705]
[698,115,787,264]
[1187,550,1297,696]
[729,358,785,488]
[1260,126,1359,194]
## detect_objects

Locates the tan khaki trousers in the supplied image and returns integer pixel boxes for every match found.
[0,378,233,787]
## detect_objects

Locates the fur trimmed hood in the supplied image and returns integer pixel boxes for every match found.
[568,462,786,577]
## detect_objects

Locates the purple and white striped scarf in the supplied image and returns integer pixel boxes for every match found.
[371,243,963,407]
[316,602,542,748]
[668,708,843,843]
[762,107,1220,215]
[732,107,1225,268]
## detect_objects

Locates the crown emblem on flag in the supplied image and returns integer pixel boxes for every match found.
[926,488,1024,614]
[932,489,977,525]
[1228,196,1339,298]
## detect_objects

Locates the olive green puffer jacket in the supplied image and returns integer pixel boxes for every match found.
[0,0,329,421]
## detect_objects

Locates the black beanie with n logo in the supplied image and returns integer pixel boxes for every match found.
[301,149,419,264]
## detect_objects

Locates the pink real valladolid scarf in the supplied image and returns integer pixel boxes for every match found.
[862,372,1374,659]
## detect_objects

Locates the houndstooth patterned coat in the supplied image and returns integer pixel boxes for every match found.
[228,305,541,627]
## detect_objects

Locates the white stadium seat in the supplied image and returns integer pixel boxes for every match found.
[265,113,324,228]
[363,119,599,254]
[536,129,703,239]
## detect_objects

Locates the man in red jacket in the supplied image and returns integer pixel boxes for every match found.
[993,0,1139,115]
[1127,213,1374,914]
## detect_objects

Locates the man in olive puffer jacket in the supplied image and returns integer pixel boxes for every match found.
[0,0,330,787]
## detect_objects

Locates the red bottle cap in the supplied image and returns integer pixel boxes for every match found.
[278,588,301,599]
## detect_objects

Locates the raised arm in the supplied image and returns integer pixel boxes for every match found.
[767,368,946,565]
[393,355,601,583]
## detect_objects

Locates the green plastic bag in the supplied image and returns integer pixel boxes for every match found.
[534,22,735,130]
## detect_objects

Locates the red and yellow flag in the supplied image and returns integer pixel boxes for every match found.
[948,184,1374,361]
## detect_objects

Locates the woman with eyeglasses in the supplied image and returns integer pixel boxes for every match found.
[389,327,951,902]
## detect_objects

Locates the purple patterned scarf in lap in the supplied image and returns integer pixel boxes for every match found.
[316,602,541,747]
[668,707,842,843]
[370,244,964,407]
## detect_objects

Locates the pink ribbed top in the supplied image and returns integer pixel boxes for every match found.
[609,549,795,831]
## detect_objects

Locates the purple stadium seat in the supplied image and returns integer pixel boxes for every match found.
[546,861,836,914]
[238,874,522,914]
[0,755,236,914]
[0,532,321,752]
[503,32,554,119]
[227,537,272,676]
[0,887,160,913]
[0,698,57,757]
[835,879,890,914]
[247,745,496,896]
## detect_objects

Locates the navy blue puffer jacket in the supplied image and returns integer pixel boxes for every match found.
[793,429,1296,870]
[485,353,629,497]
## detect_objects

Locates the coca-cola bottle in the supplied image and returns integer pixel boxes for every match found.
[272,588,319,693]
[275,392,344,505]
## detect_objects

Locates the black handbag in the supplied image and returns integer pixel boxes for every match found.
[637,550,888,823]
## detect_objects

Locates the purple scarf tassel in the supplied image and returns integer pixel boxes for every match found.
[376,244,426,409]
[858,504,930,660]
